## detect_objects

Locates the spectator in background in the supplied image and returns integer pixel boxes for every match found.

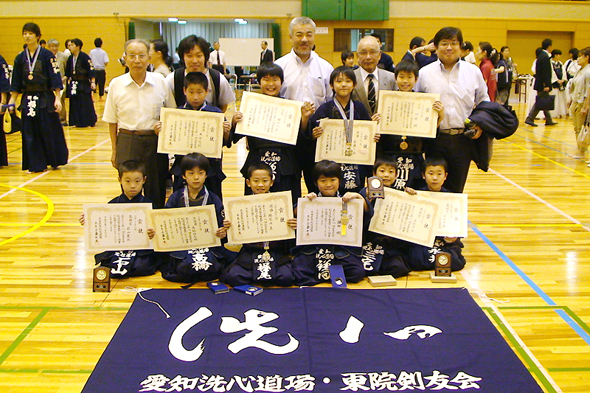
[341,50,357,69]
[461,41,476,64]
[89,37,109,101]
[551,49,568,118]
[525,39,557,127]
[47,38,68,125]
[371,34,395,73]
[260,41,274,65]
[209,42,226,74]
[149,39,172,77]
[476,41,499,102]
[401,36,437,69]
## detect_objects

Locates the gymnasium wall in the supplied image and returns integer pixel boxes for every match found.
[1,0,589,85]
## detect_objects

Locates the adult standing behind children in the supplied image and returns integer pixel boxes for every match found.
[260,41,274,65]
[166,35,234,112]
[275,16,333,193]
[103,39,176,208]
[414,26,489,193]
[89,37,109,101]
[209,42,226,74]
[351,35,397,117]
[65,38,97,128]
[8,22,69,173]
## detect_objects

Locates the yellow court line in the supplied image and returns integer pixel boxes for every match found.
[0,223,79,227]
[476,223,581,228]
[503,139,590,180]
[0,183,54,246]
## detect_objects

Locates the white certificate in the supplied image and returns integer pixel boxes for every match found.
[158,107,225,158]
[83,203,152,252]
[378,90,440,137]
[224,191,295,244]
[148,206,221,251]
[417,191,468,238]
[296,197,364,247]
[369,188,439,247]
[315,119,377,166]
[235,91,303,145]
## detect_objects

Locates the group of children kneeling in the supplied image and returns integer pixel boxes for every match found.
[82,153,466,288]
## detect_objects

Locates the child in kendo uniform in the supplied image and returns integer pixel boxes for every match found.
[158,152,234,284]
[231,63,315,203]
[359,157,413,278]
[292,160,370,286]
[406,157,466,272]
[79,160,158,278]
[308,66,380,195]
[222,162,297,287]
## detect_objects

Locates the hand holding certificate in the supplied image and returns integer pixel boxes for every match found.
[83,203,152,252]
[157,108,225,158]
[235,91,303,145]
[296,197,364,247]
[369,188,440,247]
[148,205,222,251]
[378,91,440,138]
[224,191,295,244]
[315,118,377,166]
[417,191,468,238]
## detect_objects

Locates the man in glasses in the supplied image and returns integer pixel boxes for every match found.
[415,27,489,193]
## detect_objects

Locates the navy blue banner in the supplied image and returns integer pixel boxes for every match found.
[83,288,542,393]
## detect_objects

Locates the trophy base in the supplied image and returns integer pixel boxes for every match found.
[368,275,397,287]
[430,272,457,283]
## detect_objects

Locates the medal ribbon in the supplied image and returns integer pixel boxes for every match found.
[333,99,354,146]
[26,46,41,78]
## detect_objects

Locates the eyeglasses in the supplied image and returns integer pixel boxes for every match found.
[438,41,461,48]
[358,50,380,57]
[126,54,148,60]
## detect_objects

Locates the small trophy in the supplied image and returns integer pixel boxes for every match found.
[367,176,384,199]
[430,251,457,283]
[93,266,111,292]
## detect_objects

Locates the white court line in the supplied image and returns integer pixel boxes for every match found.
[461,269,563,392]
[0,138,110,200]
[489,168,590,232]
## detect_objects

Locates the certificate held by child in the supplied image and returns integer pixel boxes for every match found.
[157,107,225,158]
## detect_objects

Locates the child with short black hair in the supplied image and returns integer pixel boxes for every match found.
[341,50,357,69]
[159,152,234,284]
[309,66,380,195]
[157,71,231,199]
[376,59,444,190]
[79,160,158,278]
[222,162,297,287]
[406,157,466,271]
[292,160,368,286]
[359,156,412,278]
[231,63,315,202]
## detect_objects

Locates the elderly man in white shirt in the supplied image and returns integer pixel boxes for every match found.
[103,39,176,207]
[415,27,489,193]
[275,16,332,192]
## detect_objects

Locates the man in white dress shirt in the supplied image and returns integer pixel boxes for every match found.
[275,16,333,192]
[415,27,489,193]
[103,39,176,207]
[209,42,226,74]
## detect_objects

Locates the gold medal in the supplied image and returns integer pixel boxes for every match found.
[345,143,353,156]
[400,136,408,150]
[261,250,271,263]
[28,73,34,80]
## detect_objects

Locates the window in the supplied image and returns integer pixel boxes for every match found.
[334,29,394,52]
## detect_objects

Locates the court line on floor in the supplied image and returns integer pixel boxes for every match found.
[504,133,590,170]
[0,184,54,247]
[489,168,590,231]
[463,269,561,392]
[482,306,560,393]
[0,138,110,201]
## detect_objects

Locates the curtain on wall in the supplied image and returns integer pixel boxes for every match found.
[162,22,272,52]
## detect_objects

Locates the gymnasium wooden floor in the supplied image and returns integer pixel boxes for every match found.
[1,95,589,393]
